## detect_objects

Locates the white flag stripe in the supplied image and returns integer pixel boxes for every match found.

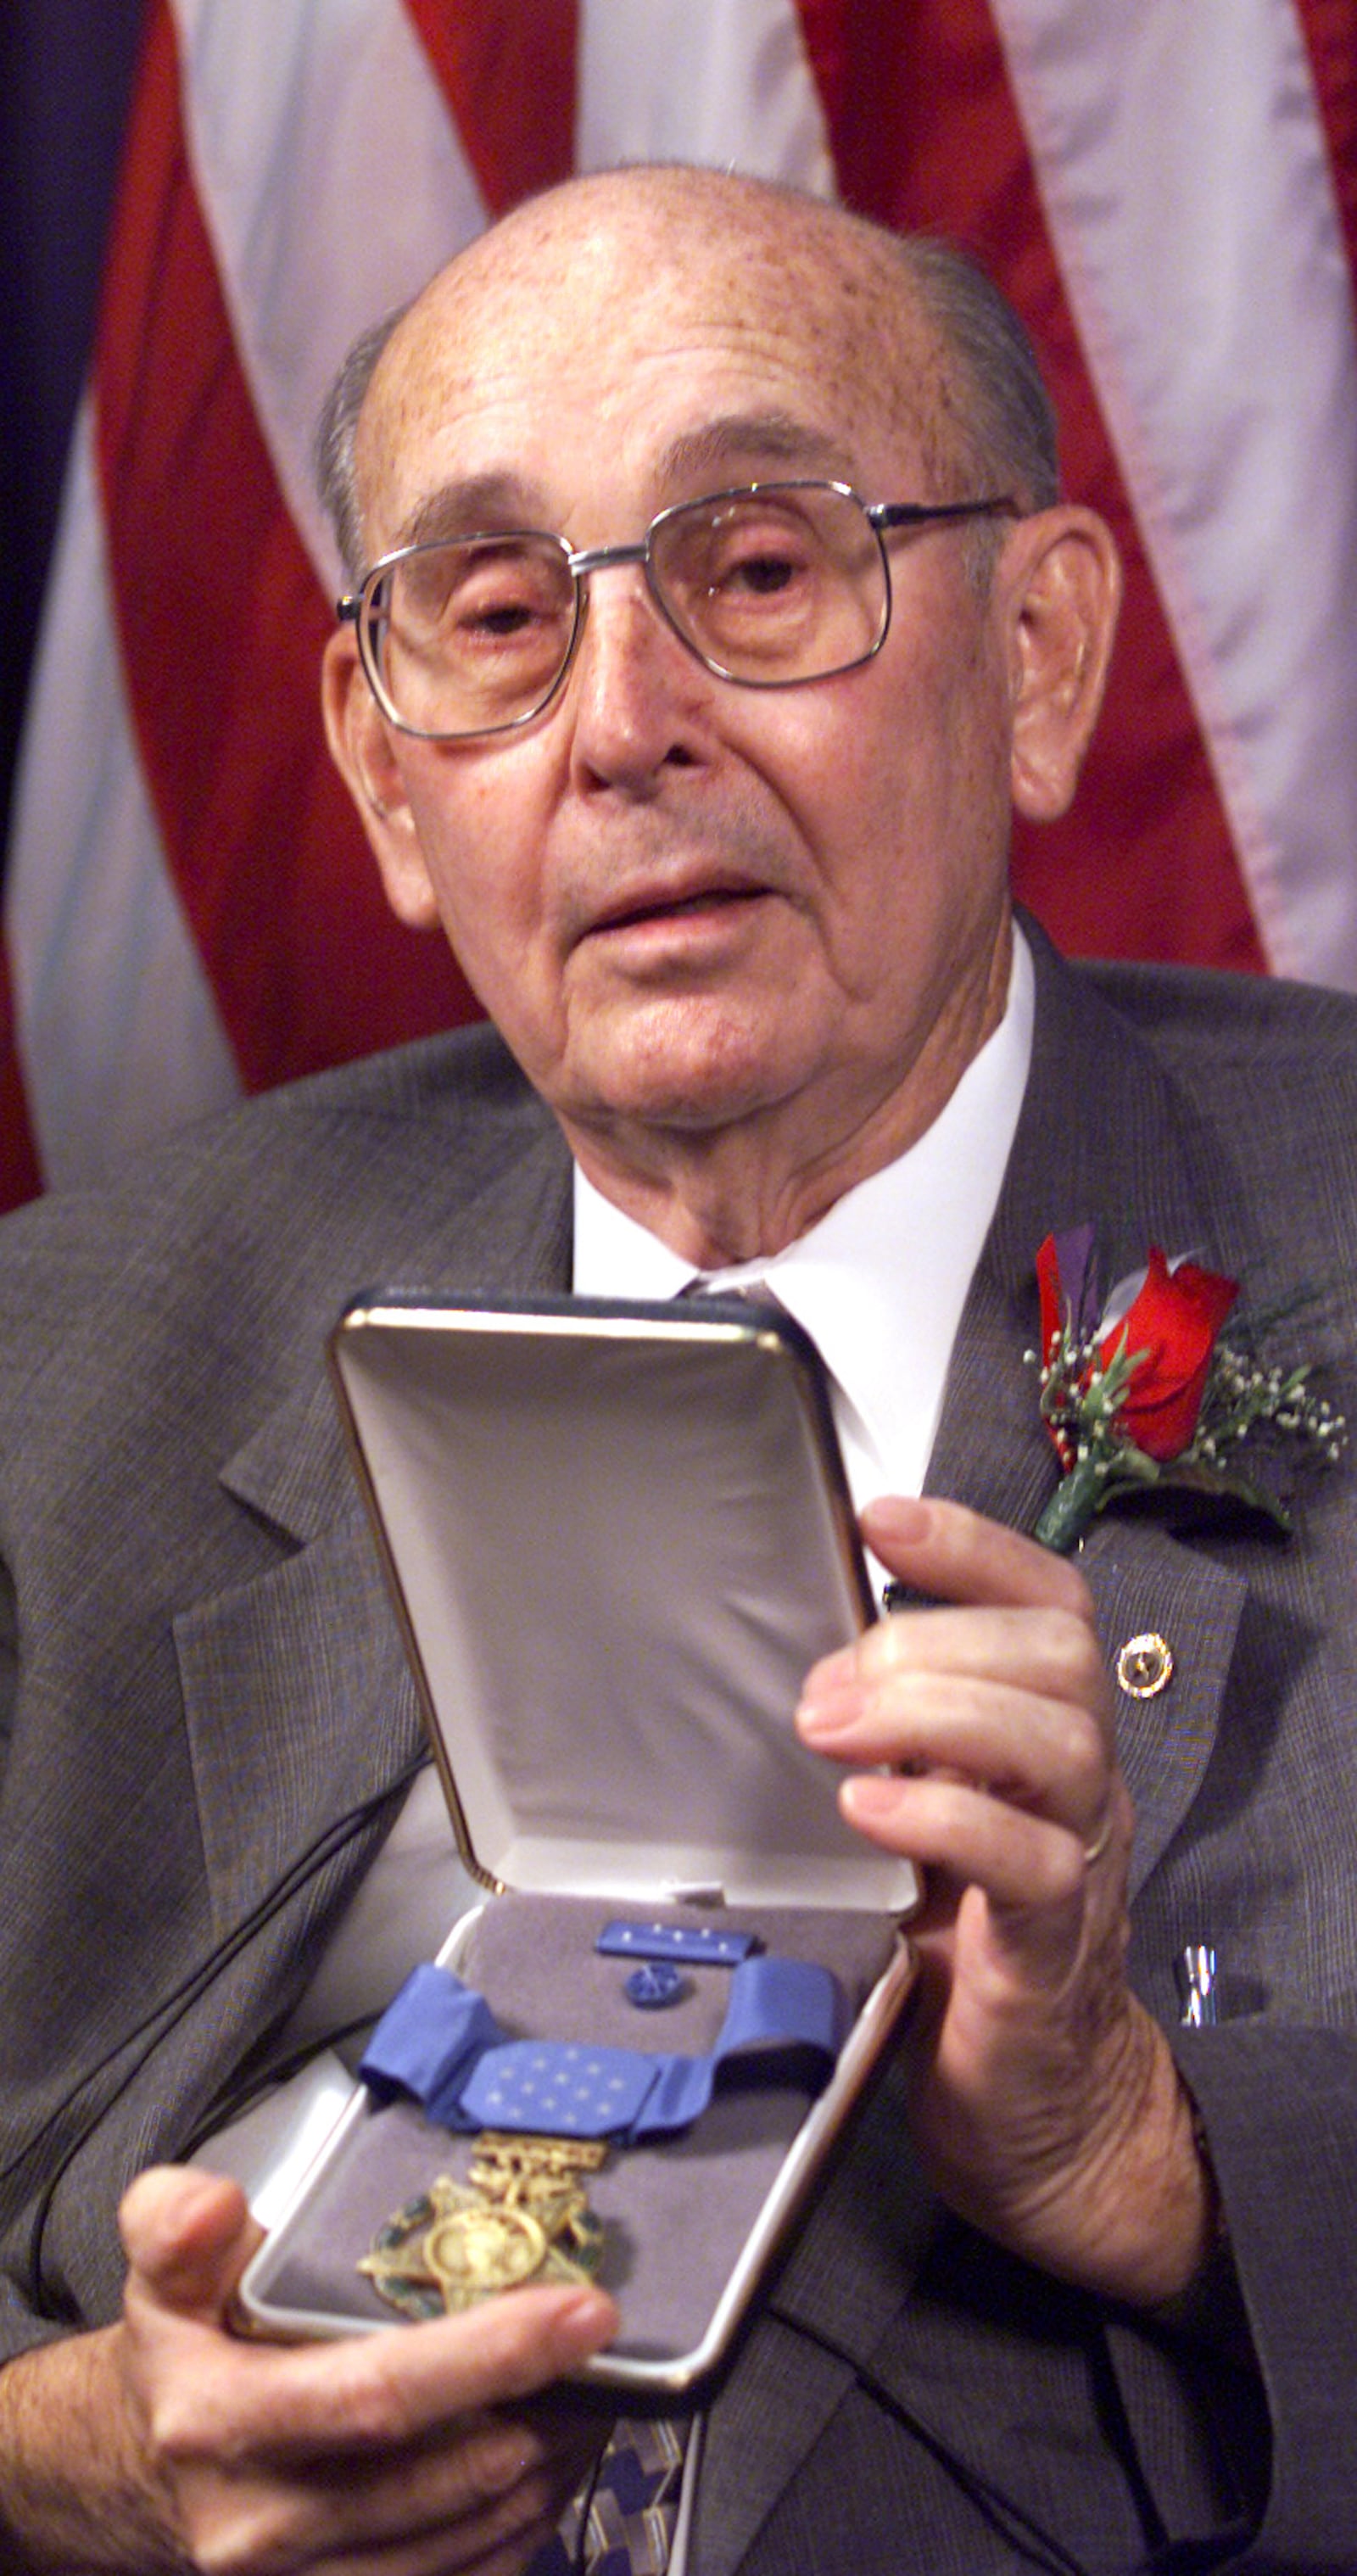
[7,405,241,1189]
[577,0,832,193]
[996,0,1357,984]
[171,0,488,595]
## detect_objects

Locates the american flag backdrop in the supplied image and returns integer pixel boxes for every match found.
[3,0,1355,1210]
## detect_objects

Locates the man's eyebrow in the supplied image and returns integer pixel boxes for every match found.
[387,418,854,556]
[658,415,856,486]
[394,472,552,552]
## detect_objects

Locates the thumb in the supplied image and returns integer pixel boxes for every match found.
[120,2165,262,2322]
[861,1494,1092,1613]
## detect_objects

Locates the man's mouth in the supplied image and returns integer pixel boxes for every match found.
[585,879,771,938]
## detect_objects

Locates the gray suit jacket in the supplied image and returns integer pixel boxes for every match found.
[3,926,1357,2570]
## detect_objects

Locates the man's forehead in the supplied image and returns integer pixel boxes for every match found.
[355,176,949,544]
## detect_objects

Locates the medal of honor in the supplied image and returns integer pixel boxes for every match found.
[360,2132,609,2319]
[356,1939,847,2319]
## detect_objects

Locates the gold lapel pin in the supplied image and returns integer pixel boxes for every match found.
[1115,1633,1174,1699]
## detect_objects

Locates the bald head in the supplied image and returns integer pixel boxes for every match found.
[317,168,1057,578]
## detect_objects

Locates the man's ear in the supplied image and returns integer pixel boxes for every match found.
[321,627,441,930]
[1002,507,1122,823]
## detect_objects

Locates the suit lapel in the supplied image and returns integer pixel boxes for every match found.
[1077,1516,1247,1900]
[175,1522,427,1946]
[926,925,1259,1895]
[924,921,1244,1525]
[177,1120,572,1953]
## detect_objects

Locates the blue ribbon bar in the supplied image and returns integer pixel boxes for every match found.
[360,1953,846,2144]
[595,1920,759,1967]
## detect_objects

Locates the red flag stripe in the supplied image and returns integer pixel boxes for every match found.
[792,0,850,136]
[1298,0,1357,282]
[0,940,42,1211]
[818,0,1266,975]
[405,0,578,216]
[92,2,478,1095]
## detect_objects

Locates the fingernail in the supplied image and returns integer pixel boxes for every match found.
[556,2288,617,2344]
[796,1670,862,1737]
[861,1495,930,1542]
[840,1774,900,1822]
[799,1645,857,1702]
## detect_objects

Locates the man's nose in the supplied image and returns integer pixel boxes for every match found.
[564,565,710,791]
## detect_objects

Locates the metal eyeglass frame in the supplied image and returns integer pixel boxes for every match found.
[337,478,1020,741]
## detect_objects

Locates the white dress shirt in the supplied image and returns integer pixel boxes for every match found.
[574,925,1034,1528]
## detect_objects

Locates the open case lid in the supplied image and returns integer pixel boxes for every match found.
[330,1292,919,1918]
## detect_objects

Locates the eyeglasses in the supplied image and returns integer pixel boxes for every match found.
[338,478,1018,741]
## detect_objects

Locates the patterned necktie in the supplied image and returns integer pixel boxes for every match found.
[532,2414,688,2576]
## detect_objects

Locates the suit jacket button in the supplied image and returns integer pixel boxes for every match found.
[1115,1632,1174,1698]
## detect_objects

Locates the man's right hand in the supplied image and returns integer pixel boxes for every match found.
[0,2165,618,2574]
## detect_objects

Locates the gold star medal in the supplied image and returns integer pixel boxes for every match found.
[360,2132,609,2319]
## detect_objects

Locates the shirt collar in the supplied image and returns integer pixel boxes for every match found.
[572,923,1034,1503]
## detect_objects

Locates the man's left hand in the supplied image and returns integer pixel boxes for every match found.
[796,1495,1214,2305]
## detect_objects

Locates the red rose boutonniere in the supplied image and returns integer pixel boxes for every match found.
[1031,1224,1344,1553]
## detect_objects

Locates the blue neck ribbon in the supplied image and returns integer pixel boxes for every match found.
[359,1953,847,2144]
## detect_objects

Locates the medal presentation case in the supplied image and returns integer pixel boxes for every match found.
[238,1295,920,2397]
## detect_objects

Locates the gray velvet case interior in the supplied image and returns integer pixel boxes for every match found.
[242,1893,907,2391]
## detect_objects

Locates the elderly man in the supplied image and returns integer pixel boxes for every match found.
[2,165,1356,2573]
